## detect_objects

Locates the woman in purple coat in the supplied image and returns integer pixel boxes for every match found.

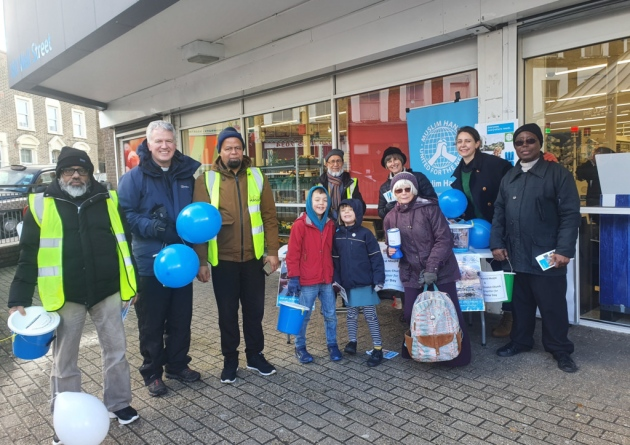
[383,171,471,366]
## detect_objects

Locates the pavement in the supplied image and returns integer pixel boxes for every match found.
[1,264,629,445]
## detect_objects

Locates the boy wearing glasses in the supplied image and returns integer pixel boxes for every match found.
[491,123,581,373]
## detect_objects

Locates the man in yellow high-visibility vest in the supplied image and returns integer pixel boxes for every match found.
[8,147,140,443]
[193,127,279,384]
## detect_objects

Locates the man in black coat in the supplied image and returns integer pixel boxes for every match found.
[491,124,581,373]
[9,147,140,443]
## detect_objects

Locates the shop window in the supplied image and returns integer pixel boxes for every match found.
[525,37,630,327]
[181,120,241,174]
[72,109,87,138]
[46,99,63,134]
[15,96,35,131]
[121,137,144,173]
[337,70,478,213]
[246,101,332,225]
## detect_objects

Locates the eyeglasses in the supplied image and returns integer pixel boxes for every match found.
[514,138,538,147]
[61,168,89,177]
[394,187,412,195]
[327,159,343,165]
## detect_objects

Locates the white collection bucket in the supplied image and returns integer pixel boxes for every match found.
[449,223,473,253]
[8,306,60,360]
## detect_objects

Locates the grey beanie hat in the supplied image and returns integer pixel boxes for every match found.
[324,149,344,163]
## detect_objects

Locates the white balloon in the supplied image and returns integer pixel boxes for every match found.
[53,392,110,445]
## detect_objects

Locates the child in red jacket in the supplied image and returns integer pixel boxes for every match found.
[286,186,341,363]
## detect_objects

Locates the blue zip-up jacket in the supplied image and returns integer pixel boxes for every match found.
[118,139,201,276]
[332,198,385,290]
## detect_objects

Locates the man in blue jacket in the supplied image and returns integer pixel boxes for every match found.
[118,121,201,396]
[491,123,581,373]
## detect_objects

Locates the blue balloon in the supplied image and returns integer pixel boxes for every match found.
[468,218,492,249]
[153,245,199,288]
[176,202,222,244]
[438,189,468,218]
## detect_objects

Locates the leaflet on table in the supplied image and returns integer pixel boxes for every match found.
[454,253,485,312]
[536,250,555,271]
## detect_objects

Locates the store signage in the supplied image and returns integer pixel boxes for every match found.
[8,34,54,80]
[264,139,331,149]
[407,99,478,194]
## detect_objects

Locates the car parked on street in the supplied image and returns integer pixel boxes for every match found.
[0,164,57,238]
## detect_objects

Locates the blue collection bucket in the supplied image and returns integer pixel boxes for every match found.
[8,306,60,360]
[277,302,310,335]
[449,223,473,253]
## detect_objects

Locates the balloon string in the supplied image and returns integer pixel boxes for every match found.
[0,334,15,342]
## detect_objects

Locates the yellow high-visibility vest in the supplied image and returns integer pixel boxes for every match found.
[29,191,137,311]
[347,178,357,198]
[205,167,264,266]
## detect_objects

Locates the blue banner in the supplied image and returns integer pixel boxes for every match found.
[407,99,478,194]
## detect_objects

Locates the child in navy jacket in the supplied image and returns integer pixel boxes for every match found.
[333,199,386,367]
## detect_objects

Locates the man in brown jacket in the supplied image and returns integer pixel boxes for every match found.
[194,127,279,384]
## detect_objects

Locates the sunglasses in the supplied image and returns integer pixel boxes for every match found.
[394,187,412,195]
[514,138,538,147]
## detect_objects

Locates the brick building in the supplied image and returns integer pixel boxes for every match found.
[0,50,101,170]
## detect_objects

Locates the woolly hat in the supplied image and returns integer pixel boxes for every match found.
[56,146,94,174]
[324,149,344,163]
[391,171,418,192]
[513,123,544,146]
[217,127,245,152]
[381,147,407,168]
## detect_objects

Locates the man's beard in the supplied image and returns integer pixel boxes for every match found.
[328,170,343,177]
[227,159,242,170]
[59,178,90,198]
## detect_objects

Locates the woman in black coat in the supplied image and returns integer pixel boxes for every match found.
[378,146,436,221]
[450,126,513,337]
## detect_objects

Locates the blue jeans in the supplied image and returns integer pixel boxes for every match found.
[295,283,337,348]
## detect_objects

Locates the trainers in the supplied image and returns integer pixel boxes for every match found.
[344,341,357,355]
[220,358,238,384]
[246,353,277,376]
[147,377,167,397]
[328,344,343,361]
[109,406,139,425]
[52,434,63,445]
[367,348,383,367]
[165,367,201,383]
[295,347,313,364]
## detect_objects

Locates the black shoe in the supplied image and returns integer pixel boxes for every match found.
[221,358,238,384]
[496,342,531,357]
[367,348,383,367]
[147,377,167,397]
[109,406,139,425]
[554,353,578,373]
[52,434,62,445]
[401,341,411,360]
[246,353,277,376]
[165,367,201,383]
[344,341,357,355]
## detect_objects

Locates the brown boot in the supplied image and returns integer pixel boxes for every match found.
[492,311,513,338]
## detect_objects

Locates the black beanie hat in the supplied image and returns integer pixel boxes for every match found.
[217,127,245,152]
[56,146,94,174]
[324,149,345,163]
[380,147,407,168]
[513,123,544,146]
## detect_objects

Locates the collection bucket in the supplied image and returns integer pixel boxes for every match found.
[449,223,472,253]
[8,306,60,360]
[277,302,310,335]
[503,272,515,302]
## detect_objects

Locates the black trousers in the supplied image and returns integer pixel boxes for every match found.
[511,272,574,355]
[211,258,266,360]
[135,275,193,384]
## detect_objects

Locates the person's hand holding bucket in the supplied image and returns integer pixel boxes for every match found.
[387,228,403,259]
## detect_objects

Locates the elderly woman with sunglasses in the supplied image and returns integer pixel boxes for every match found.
[383,171,471,366]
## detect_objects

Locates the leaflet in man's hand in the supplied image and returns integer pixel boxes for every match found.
[536,250,555,271]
